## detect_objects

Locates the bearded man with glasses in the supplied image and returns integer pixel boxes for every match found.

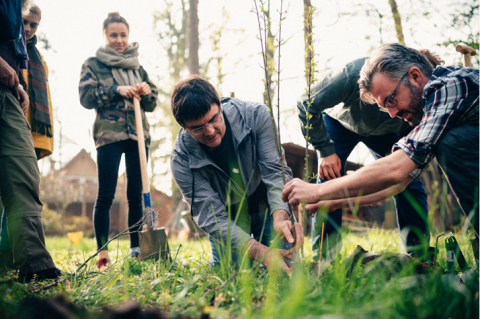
[297,51,442,262]
[170,75,303,273]
[285,43,479,265]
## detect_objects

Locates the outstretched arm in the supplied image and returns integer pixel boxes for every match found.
[282,150,418,206]
[306,176,413,213]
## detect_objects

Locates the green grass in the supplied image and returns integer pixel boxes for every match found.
[0,230,478,319]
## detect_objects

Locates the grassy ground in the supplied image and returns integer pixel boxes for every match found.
[0,230,478,319]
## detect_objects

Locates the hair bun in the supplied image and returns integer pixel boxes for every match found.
[103,12,129,32]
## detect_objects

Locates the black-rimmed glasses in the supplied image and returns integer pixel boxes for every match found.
[380,70,409,112]
[186,111,223,135]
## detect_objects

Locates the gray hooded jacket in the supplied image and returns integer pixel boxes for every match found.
[170,97,292,255]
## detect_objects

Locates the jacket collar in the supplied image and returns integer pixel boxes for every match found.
[182,98,252,169]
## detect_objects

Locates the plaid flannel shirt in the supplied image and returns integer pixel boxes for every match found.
[393,65,479,179]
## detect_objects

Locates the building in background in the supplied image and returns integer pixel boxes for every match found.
[40,149,174,236]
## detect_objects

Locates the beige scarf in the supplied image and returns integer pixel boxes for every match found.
[96,42,142,109]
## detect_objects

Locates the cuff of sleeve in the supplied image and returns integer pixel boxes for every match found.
[269,201,290,216]
[111,85,120,96]
[107,85,119,100]
[234,232,253,256]
[409,168,424,179]
[394,144,428,168]
[316,145,336,159]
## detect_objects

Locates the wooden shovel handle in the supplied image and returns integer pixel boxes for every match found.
[456,44,477,67]
[133,98,150,194]
[456,43,477,56]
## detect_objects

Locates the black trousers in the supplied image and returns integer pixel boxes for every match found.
[94,139,146,251]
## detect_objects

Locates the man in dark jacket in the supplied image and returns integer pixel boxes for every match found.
[297,57,430,261]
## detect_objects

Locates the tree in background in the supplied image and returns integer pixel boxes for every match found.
[388,0,405,44]
[149,1,232,206]
[187,0,200,75]
[150,0,190,205]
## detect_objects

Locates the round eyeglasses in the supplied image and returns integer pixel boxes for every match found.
[186,111,223,135]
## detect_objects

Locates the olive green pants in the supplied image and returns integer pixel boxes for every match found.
[0,85,55,274]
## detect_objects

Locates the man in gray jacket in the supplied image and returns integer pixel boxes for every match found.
[170,75,303,272]
[297,56,435,261]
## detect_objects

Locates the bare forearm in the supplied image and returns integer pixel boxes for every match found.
[283,151,417,211]
[320,177,413,211]
[317,151,416,201]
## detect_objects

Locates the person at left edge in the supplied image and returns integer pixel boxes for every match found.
[79,12,158,268]
[0,0,60,282]
[0,3,55,255]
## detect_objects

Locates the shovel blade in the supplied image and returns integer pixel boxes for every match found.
[139,227,170,261]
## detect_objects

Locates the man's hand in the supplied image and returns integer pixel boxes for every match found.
[319,153,341,180]
[117,85,140,100]
[272,210,304,252]
[282,178,322,206]
[17,86,29,113]
[242,239,292,274]
[135,82,151,96]
[0,57,19,88]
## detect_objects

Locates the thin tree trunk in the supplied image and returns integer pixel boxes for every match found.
[187,0,200,74]
[303,0,312,85]
[388,0,405,44]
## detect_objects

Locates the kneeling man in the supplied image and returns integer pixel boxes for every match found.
[170,75,303,272]
[283,43,478,259]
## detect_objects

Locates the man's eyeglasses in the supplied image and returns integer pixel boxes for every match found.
[380,70,409,112]
[186,111,223,135]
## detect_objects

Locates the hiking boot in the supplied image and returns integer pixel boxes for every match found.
[18,267,62,283]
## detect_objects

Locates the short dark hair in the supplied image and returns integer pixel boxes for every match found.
[171,75,221,127]
[103,12,130,34]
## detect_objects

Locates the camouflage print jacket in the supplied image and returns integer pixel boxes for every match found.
[79,57,158,149]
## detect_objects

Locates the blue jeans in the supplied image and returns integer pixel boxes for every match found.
[209,207,291,267]
[312,114,429,260]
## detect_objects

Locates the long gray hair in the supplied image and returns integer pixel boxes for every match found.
[358,43,439,104]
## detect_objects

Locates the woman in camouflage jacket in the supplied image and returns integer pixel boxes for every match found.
[79,12,158,268]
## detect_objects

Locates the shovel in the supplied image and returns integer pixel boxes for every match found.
[133,98,170,261]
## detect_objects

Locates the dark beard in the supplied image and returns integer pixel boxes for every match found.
[407,85,424,126]
[397,85,424,126]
